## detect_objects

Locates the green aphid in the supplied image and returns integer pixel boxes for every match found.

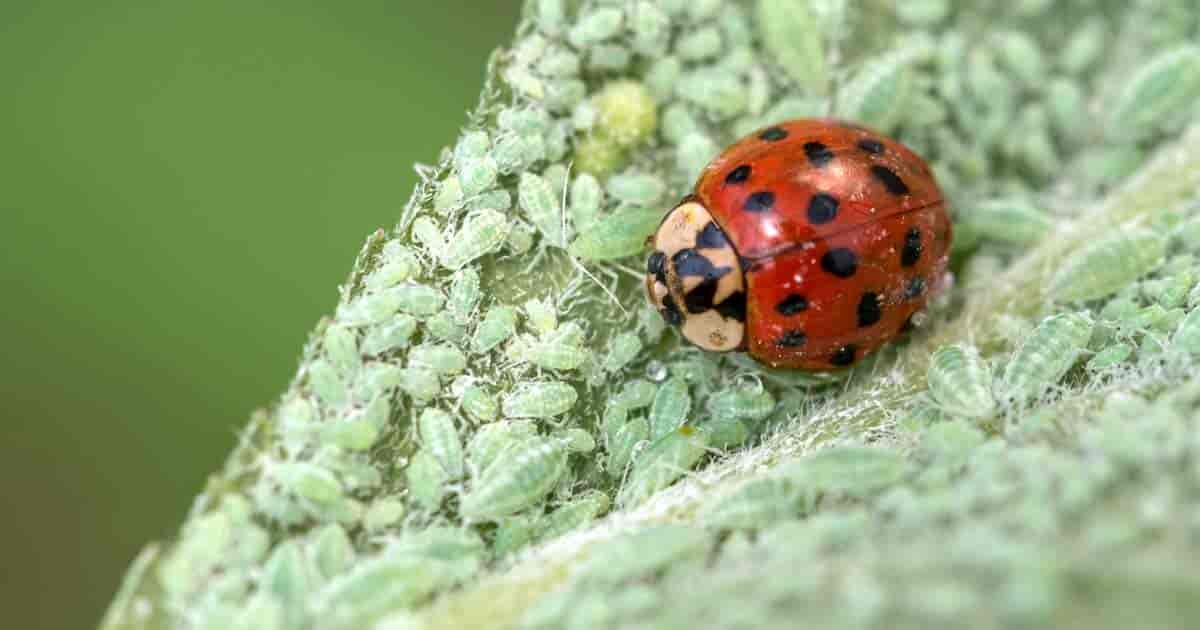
[322,412,380,452]
[705,387,776,422]
[433,175,464,215]
[579,524,709,585]
[568,173,604,235]
[458,155,499,197]
[365,250,420,291]
[538,490,611,541]
[260,541,311,626]
[613,379,657,410]
[1172,308,1200,357]
[307,359,347,408]
[602,332,643,373]
[466,420,538,476]
[894,0,950,26]
[1050,228,1167,302]
[1058,17,1107,74]
[999,312,1094,405]
[606,417,649,480]
[676,26,723,62]
[1128,303,1185,334]
[461,385,499,424]
[1106,45,1200,142]
[606,172,666,206]
[616,425,709,508]
[780,446,908,498]
[502,381,578,419]
[359,315,417,356]
[649,378,691,440]
[441,209,511,271]
[588,44,632,73]
[926,344,997,421]
[523,297,557,335]
[756,0,827,95]
[524,325,591,372]
[630,1,671,56]
[493,515,540,558]
[537,48,580,78]
[644,56,682,101]
[561,428,596,453]
[473,306,518,355]
[396,367,441,403]
[701,477,815,530]
[994,30,1045,89]
[277,461,343,506]
[838,50,915,134]
[314,555,442,628]
[408,344,467,376]
[418,408,464,479]
[405,449,448,511]
[363,498,406,534]
[697,415,750,450]
[677,69,747,120]
[1086,343,1134,372]
[310,524,356,580]
[391,283,446,317]
[388,526,486,583]
[567,206,663,261]
[424,312,468,345]
[459,437,569,520]
[519,172,567,249]
[566,7,623,48]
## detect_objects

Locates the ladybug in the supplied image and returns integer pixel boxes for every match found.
[645,118,951,370]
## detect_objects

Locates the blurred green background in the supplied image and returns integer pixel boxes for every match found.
[0,2,519,627]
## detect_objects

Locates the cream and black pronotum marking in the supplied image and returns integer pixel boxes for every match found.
[645,200,747,352]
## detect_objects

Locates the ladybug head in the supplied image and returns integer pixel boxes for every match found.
[645,199,747,352]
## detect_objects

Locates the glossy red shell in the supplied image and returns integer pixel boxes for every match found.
[693,118,951,369]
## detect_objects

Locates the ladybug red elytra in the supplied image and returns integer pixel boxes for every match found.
[645,118,951,370]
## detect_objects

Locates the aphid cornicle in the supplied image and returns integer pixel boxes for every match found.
[645,118,952,369]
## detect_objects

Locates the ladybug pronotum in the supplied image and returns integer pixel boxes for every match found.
[645,118,952,370]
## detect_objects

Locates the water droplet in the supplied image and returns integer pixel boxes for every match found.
[645,360,668,382]
[911,310,929,328]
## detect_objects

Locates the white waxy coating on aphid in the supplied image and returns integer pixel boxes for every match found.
[646,201,745,352]
[418,408,464,479]
[649,377,691,440]
[616,425,709,508]
[460,437,568,520]
[926,344,997,420]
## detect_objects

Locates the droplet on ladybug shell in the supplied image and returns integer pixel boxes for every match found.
[645,118,952,370]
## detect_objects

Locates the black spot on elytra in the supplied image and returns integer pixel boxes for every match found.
[684,277,720,314]
[857,292,882,327]
[775,294,809,316]
[776,330,807,348]
[647,250,667,283]
[807,193,839,224]
[821,248,858,278]
[871,165,910,195]
[672,249,731,280]
[725,164,751,185]
[804,142,834,167]
[715,290,747,322]
[901,227,922,267]
[759,126,788,141]
[830,344,857,366]
[905,276,926,299]
[661,294,683,327]
[858,138,884,155]
[696,221,727,249]
[744,191,775,213]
